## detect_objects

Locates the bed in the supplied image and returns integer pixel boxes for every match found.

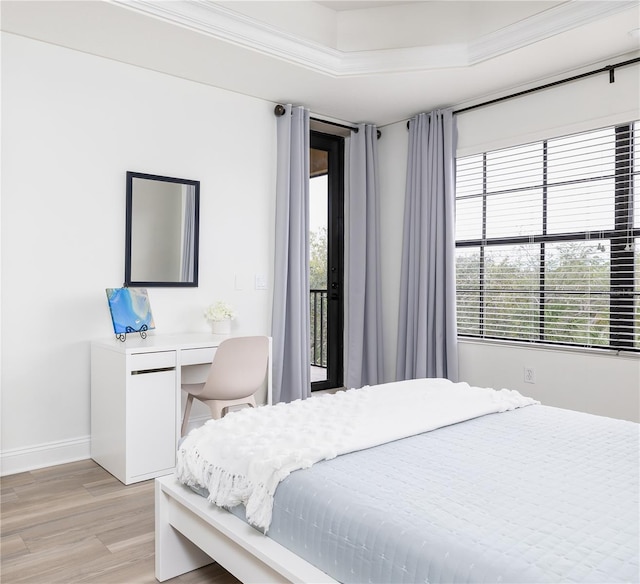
[155,378,639,583]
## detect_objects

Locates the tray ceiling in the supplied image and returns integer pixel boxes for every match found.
[2,0,638,125]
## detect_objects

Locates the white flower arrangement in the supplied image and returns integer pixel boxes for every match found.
[204,301,236,322]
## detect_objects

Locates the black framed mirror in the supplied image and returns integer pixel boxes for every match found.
[125,171,200,287]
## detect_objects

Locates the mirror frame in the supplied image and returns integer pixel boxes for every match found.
[125,171,200,288]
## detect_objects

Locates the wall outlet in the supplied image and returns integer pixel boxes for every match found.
[524,367,536,384]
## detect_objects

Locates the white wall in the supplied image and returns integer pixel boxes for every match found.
[456,56,640,157]
[1,32,277,473]
[458,340,639,421]
[377,60,640,423]
[2,32,638,475]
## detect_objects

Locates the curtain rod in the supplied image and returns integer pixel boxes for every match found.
[311,116,360,133]
[453,56,640,116]
[274,104,359,133]
[274,104,382,138]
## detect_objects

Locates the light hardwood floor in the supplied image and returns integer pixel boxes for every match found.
[0,459,241,584]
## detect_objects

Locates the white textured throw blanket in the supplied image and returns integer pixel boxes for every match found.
[176,378,538,532]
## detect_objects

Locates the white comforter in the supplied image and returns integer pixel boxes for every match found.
[176,378,538,531]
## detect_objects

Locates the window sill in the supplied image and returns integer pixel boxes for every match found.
[457,336,639,360]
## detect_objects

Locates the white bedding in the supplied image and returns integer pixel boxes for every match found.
[176,378,538,531]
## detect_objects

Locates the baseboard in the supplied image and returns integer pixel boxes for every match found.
[0,413,213,477]
[1,436,91,477]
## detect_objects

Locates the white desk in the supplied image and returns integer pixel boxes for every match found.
[90,333,272,485]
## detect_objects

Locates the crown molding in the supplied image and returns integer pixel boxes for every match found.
[110,0,342,74]
[468,0,639,64]
[110,0,638,76]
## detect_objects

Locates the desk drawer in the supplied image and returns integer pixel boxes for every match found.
[181,347,216,366]
[129,351,176,372]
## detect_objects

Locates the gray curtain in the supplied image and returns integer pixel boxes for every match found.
[347,124,384,388]
[396,109,458,381]
[272,104,311,403]
[180,185,195,282]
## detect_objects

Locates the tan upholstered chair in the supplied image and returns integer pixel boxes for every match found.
[181,336,269,436]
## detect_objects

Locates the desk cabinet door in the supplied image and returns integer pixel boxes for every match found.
[127,369,176,479]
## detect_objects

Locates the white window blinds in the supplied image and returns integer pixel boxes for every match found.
[455,122,639,350]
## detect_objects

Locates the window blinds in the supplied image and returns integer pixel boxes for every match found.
[455,122,639,350]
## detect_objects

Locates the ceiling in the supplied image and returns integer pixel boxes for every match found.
[2,0,639,126]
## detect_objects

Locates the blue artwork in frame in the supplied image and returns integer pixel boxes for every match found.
[106,287,155,340]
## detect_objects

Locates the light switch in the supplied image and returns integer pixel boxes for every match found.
[255,274,267,290]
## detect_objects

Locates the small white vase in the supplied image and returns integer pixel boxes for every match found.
[210,318,231,335]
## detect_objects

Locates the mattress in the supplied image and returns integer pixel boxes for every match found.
[230,404,639,583]
[177,379,538,532]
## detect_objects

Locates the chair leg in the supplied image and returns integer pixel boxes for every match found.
[181,394,194,437]
[209,401,225,420]
[207,397,256,420]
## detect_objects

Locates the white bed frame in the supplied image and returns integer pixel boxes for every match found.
[155,475,338,583]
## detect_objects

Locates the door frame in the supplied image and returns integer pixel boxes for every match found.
[310,131,344,391]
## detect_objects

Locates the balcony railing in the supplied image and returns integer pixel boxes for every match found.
[310,289,328,368]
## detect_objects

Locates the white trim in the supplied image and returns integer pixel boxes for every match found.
[111,0,637,77]
[340,43,468,75]
[114,0,464,76]
[1,436,91,476]
[111,0,342,75]
[468,1,637,64]
[0,413,217,477]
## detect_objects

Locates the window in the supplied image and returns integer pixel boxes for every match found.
[455,122,639,351]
